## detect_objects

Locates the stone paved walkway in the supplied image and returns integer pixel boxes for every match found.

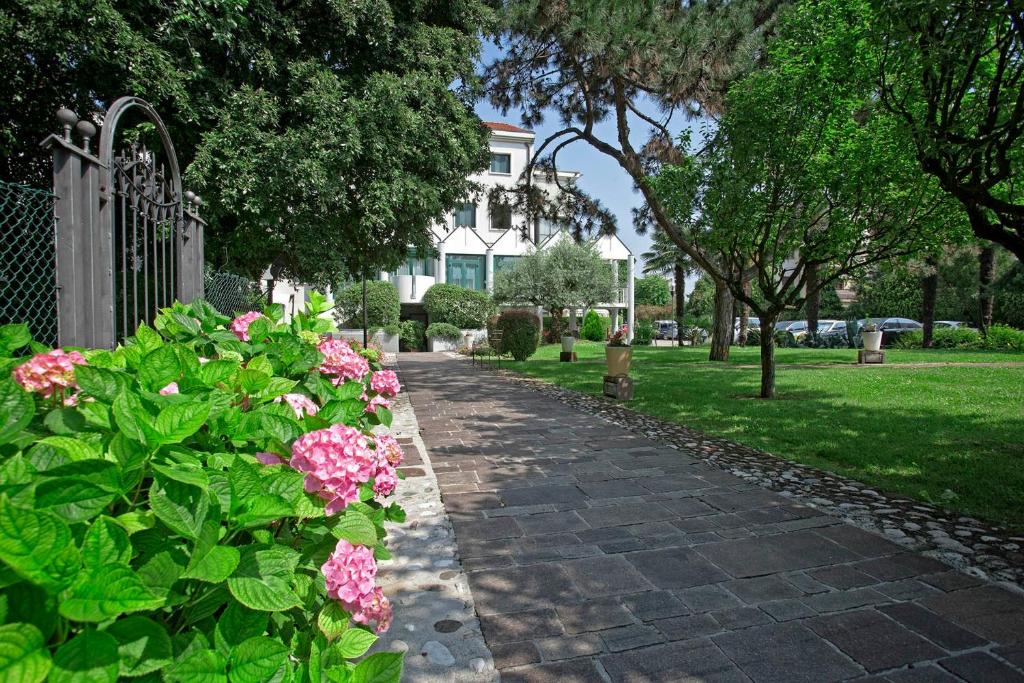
[399,353,1024,683]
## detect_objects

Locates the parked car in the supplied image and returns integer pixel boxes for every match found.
[732,317,760,342]
[817,320,846,336]
[857,318,922,346]
[935,320,978,331]
[654,320,678,340]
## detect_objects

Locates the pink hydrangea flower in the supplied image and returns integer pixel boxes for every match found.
[364,394,390,414]
[275,392,319,419]
[317,338,369,385]
[13,349,86,398]
[351,586,393,634]
[255,452,285,465]
[374,434,404,467]
[322,539,377,606]
[230,311,265,341]
[159,382,179,395]
[372,464,397,497]
[290,424,377,514]
[369,370,401,397]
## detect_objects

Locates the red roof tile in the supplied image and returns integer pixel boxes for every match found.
[483,121,533,134]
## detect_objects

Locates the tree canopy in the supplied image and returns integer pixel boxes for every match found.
[493,239,616,314]
[634,276,671,307]
[1,0,493,285]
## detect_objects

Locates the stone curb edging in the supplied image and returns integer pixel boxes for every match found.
[368,365,497,682]
[445,352,1024,591]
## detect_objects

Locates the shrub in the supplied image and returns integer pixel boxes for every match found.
[633,320,655,346]
[334,280,401,330]
[422,284,496,329]
[497,309,540,361]
[425,322,462,342]
[982,324,1024,352]
[399,320,425,351]
[636,304,673,323]
[0,294,408,682]
[581,310,609,342]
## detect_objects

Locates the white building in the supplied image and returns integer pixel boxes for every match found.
[385,122,635,336]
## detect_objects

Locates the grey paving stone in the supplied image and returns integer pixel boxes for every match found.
[921,585,1024,644]
[701,490,784,512]
[443,491,503,513]
[577,503,674,528]
[599,623,664,652]
[995,644,1024,669]
[620,590,691,621]
[874,578,940,601]
[801,587,890,614]
[534,633,604,661]
[626,546,731,589]
[490,641,541,670]
[723,576,803,603]
[853,553,949,581]
[601,638,750,683]
[635,475,710,493]
[657,497,716,518]
[695,530,860,578]
[713,621,863,683]
[805,608,946,673]
[676,584,745,612]
[759,599,817,622]
[452,516,523,541]
[938,652,1024,682]
[881,665,960,682]
[499,484,588,507]
[807,565,879,590]
[555,599,635,634]
[578,479,650,499]
[879,602,987,651]
[920,570,985,592]
[479,609,564,643]
[516,510,590,535]
[710,606,773,630]
[562,555,653,597]
[652,613,721,641]
[467,564,583,615]
[500,658,606,683]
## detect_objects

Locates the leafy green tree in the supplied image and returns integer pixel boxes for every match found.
[650,0,967,397]
[641,230,699,318]
[874,0,1024,260]
[634,276,671,307]
[686,276,716,319]
[1,0,492,286]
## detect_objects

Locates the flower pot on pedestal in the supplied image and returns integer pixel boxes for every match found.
[862,330,883,352]
[605,346,633,376]
[561,336,575,353]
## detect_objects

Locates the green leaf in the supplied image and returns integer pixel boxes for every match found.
[105,616,172,678]
[318,400,365,427]
[31,436,99,466]
[0,324,32,355]
[134,323,164,354]
[247,355,274,376]
[373,407,393,429]
[74,366,126,403]
[111,510,154,536]
[384,504,406,524]
[82,518,132,571]
[239,369,271,394]
[227,545,302,612]
[350,652,403,683]
[0,380,34,445]
[246,318,272,344]
[152,462,208,489]
[332,512,377,547]
[182,520,240,584]
[113,390,158,445]
[60,563,163,622]
[214,602,268,656]
[317,602,350,641]
[334,381,364,401]
[255,377,299,402]
[2,584,57,641]
[77,400,112,430]
[164,649,227,683]
[199,360,239,386]
[35,477,117,523]
[50,629,119,683]
[155,401,211,444]
[139,346,181,392]
[170,312,202,336]
[258,412,303,443]
[334,628,378,659]
[227,636,288,683]
[109,433,150,471]
[43,407,86,435]
[0,497,80,593]
[0,623,51,683]
[149,479,208,540]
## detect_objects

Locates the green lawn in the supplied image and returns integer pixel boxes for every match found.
[507,342,1024,529]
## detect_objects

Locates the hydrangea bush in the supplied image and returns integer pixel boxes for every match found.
[0,292,408,683]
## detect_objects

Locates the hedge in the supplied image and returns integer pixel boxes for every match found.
[425,322,462,342]
[581,310,609,342]
[422,284,496,329]
[399,320,425,351]
[334,280,401,330]
[497,309,540,361]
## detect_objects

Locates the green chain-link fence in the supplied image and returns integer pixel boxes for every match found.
[0,180,57,346]
[204,266,265,316]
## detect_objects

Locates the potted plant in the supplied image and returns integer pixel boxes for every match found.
[605,324,632,375]
[861,320,883,351]
[561,331,576,352]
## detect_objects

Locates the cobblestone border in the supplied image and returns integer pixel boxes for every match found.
[447,353,1024,590]
[369,369,497,682]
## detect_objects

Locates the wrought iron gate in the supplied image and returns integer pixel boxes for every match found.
[43,96,204,349]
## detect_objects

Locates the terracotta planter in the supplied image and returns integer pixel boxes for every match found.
[862,330,883,352]
[605,345,633,376]
[561,335,576,353]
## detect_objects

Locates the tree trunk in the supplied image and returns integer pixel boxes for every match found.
[674,263,685,319]
[805,263,820,343]
[759,314,778,399]
[979,246,995,333]
[921,256,939,348]
[738,279,751,346]
[361,276,369,347]
[709,279,732,361]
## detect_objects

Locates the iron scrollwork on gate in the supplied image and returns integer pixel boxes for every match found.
[43,96,204,349]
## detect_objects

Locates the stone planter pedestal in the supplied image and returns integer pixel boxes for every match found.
[603,374,634,400]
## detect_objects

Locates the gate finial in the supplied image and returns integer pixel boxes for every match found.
[56,108,78,142]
